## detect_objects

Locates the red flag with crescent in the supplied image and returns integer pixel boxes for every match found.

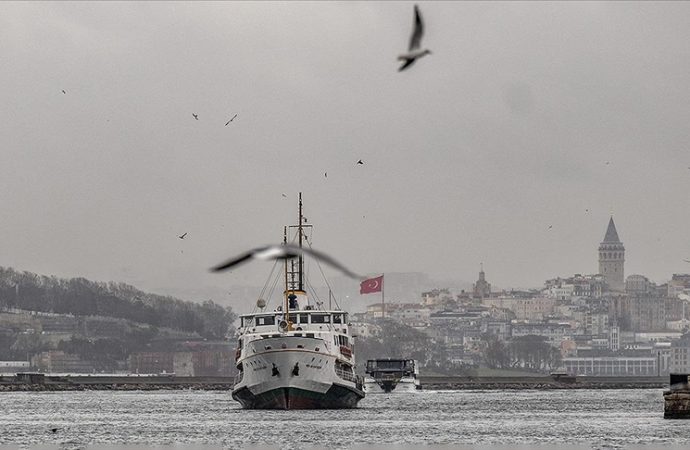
[360,275,383,294]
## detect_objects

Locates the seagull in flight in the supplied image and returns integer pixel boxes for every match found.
[398,4,431,72]
[225,114,238,126]
[211,243,363,279]
[192,113,199,120]
[61,90,66,94]
[684,259,690,263]
[178,232,187,240]
[356,159,364,165]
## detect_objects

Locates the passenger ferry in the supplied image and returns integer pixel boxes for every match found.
[364,358,421,393]
[231,195,365,409]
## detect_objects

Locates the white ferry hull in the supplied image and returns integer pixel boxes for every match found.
[233,337,364,409]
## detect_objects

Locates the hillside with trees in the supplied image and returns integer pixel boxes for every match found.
[0,267,235,340]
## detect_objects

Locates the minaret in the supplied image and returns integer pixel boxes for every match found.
[598,217,625,291]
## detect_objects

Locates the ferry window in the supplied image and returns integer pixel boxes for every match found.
[306,333,315,338]
[333,314,343,324]
[289,314,298,324]
[311,314,330,324]
[257,316,275,326]
[299,314,309,324]
[342,336,349,347]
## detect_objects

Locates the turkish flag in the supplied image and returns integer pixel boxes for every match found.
[360,275,383,294]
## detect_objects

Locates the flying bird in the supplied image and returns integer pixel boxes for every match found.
[356,159,364,165]
[211,243,363,279]
[225,114,238,126]
[398,4,432,72]
[548,225,553,230]
[178,232,187,239]
[684,259,690,263]
[324,172,328,178]
[61,90,66,94]
[282,193,287,198]
[192,113,199,120]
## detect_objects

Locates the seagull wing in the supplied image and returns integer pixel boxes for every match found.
[409,4,424,51]
[398,59,417,72]
[684,259,690,263]
[300,246,363,279]
[210,250,260,272]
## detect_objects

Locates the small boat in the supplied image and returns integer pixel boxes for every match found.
[364,358,421,393]
[231,194,365,409]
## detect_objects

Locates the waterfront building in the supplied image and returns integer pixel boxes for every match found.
[563,356,656,376]
[31,350,94,373]
[670,337,690,373]
[598,217,625,291]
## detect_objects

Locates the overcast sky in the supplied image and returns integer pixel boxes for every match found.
[1,2,689,311]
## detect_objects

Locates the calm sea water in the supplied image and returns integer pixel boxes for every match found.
[0,389,688,449]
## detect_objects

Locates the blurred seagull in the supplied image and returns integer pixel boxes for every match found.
[684,259,690,263]
[61,90,66,94]
[192,113,199,120]
[211,243,363,279]
[398,4,431,72]
[324,172,328,178]
[282,193,287,198]
[225,114,238,126]
[178,232,187,240]
[356,159,364,165]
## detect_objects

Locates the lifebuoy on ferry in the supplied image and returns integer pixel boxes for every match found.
[279,320,288,331]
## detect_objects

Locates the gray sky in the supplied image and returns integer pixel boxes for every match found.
[1,2,689,311]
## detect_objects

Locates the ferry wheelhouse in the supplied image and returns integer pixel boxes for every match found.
[232,195,365,409]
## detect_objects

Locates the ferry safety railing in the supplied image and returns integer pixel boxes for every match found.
[334,365,356,383]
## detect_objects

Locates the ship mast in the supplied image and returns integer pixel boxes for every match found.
[298,192,304,292]
[283,226,289,316]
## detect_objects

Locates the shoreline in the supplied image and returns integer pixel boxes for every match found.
[0,374,668,391]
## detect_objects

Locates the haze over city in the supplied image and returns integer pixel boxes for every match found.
[2,2,689,312]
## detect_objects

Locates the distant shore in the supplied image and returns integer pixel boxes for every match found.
[0,374,668,391]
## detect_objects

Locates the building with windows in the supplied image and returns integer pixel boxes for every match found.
[670,337,690,373]
[598,217,625,291]
[563,356,656,376]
